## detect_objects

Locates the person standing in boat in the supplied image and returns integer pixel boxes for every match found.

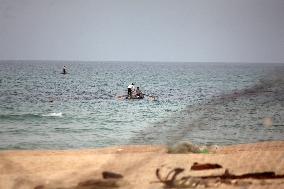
[128,83,135,97]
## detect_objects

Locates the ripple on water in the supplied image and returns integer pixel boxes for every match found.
[0,61,284,149]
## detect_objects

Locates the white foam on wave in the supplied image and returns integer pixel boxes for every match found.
[42,112,63,117]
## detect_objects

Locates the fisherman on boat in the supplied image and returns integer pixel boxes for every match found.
[116,84,149,100]
[127,83,135,97]
[135,87,144,99]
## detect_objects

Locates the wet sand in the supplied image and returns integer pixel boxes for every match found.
[1,141,284,189]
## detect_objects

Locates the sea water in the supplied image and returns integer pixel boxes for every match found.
[0,61,283,149]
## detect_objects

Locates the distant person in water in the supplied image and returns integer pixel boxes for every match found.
[62,65,67,74]
[135,87,143,98]
[128,83,135,97]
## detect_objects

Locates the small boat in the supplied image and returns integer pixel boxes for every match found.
[116,93,158,101]
[117,94,144,100]
[126,94,144,100]
[116,86,157,101]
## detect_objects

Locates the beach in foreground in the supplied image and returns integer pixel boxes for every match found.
[1,141,284,189]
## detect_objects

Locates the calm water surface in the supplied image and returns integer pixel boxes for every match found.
[0,61,283,149]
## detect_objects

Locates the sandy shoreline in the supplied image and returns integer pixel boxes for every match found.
[1,141,284,189]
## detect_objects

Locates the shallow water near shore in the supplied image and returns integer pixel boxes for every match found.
[0,61,283,149]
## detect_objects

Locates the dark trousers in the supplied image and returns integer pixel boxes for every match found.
[128,88,132,96]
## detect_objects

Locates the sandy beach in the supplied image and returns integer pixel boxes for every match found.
[1,141,284,189]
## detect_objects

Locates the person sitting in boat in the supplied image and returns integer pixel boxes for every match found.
[127,83,135,97]
[135,87,144,98]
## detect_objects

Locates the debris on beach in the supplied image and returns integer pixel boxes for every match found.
[156,168,185,188]
[190,162,222,170]
[156,165,284,188]
[102,171,124,179]
[167,142,201,154]
[34,171,126,189]
[167,141,219,154]
[77,178,126,188]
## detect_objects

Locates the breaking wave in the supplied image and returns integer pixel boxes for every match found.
[42,112,63,117]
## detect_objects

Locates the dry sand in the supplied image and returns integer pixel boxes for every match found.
[1,141,284,189]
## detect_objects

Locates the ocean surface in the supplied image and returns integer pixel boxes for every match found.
[0,61,283,150]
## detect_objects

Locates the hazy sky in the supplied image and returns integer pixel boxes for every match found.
[0,0,283,62]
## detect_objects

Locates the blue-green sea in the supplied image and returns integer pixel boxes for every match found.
[0,61,283,149]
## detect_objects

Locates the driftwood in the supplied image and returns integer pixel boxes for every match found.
[156,168,185,187]
[77,179,122,187]
[102,171,123,179]
[190,162,222,170]
[156,164,284,188]
[182,169,284,180]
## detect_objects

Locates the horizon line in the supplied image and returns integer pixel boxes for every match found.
[0,59,283,64]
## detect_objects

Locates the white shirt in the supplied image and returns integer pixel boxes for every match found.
[128,84,134,89]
